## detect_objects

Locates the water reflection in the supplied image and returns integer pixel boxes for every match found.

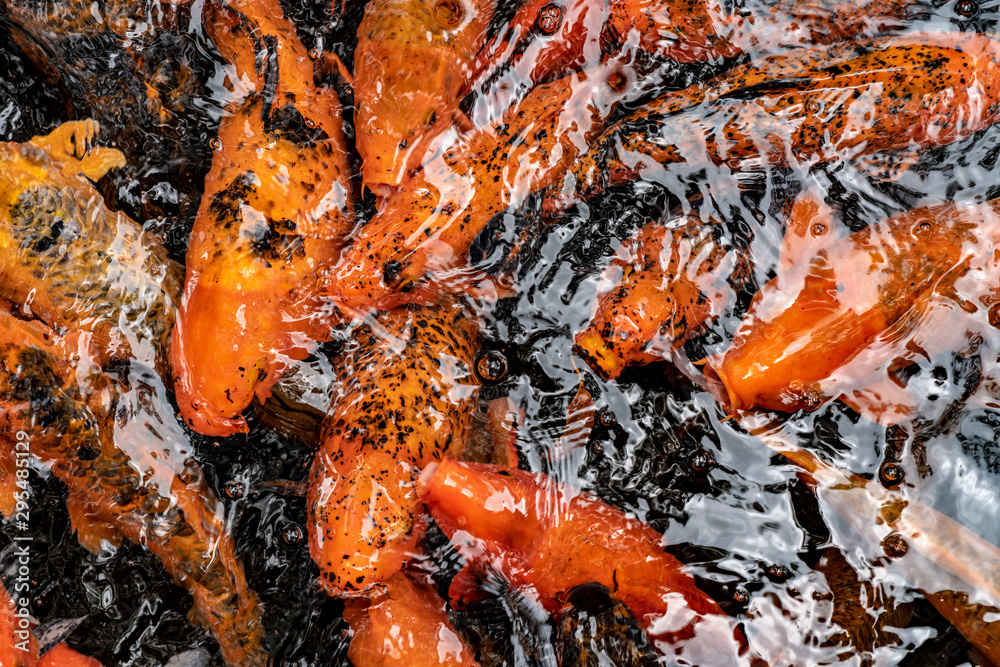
[0,0,999,664]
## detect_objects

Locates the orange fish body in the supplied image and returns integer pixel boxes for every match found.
[354,0,497,199]
[0,309,265,666]
[570,33,1000,200]
[708,199,1000,416]
[325,61,632,311]
[344,570,479,666]
[417,458,745,656]
[601,0,911,64]
[171,0,354,436]
[0,580,104,667]
[36,644,104,667]
[308,301,480,595]
[0,120,181,373]
[466,0,607,113]
[575,216,739,379]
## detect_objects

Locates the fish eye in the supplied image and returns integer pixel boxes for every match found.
[956,0,978,17]
[435,0,464,27]
[475,349,508,383]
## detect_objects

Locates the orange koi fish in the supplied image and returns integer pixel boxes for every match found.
[707,198,1000,420]
[0,120,181,375]
[170,0,354,436]
[575,215,740,380]
[0,583,104,667]
[466,0,911,122]
[353,0,497,199]
[0,311,266,666]
[308,301,480,595]
[566,33,1000,203]
[745,415,1000,665]
[344,570,479,666]
[324,59,635,312]
[417,458,747,659]
[464,0,606,113]
[601,0,913,65]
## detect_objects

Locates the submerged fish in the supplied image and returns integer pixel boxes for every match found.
[308,300,480,595]
[170,0,354,436]
[353,0,497,199]
[0,583,104,666]
[324,57,641,311]
[707,198,1000,421]
[575,215,740,380]
[417,458,748,660]
[565,33,1000,203]
[745,414,1000,665]
[0,120,181,375]
[0,310,266,666]
[601,0,913,64]
[343,569,479,666]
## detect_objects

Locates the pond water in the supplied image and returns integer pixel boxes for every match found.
[0,0,999,664]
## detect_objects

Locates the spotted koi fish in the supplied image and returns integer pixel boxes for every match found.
[308,300,480,595]
[170,0,354,436]
[564,33,1000,204]
[353,0,497,200]
[0,310,266,666]
[0,120,181,376]
[575,215,741,380]
[324,58,637,311]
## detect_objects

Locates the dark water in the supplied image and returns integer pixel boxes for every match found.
[1,0,999,665]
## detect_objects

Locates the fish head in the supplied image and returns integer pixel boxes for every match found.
[417,458,547,552]
[354,0,496,198]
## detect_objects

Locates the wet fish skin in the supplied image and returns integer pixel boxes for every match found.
[0,120,182,377]
[324,59,634,312]
[568,32,1000,201]
[0,310,266,667]
[308,301,480,596]
[709,198,1000,416]
[417,458,747,658]
[602,0,913,64]
[574,215,740,380]
[343,570,480,666]
[170,0,354,437]
[353,0,497,199]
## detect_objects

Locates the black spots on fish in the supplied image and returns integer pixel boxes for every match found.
[209,172,258,230]
[382,259,404,286]
[266,103,329,148]
[9,186,83,258]
[4,347,86,438]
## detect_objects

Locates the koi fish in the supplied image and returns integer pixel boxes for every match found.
[744,414,1000,665]
[565,33,1000,203]
[464,0,607,117]
[343,570,479,666]
[0,583,104,666]
[170,0,354,436]
[324,58,638,312]
[416,458,747,659]
[353,0,496,199]
[600,0,913,65]
[308,301,480,595]
[574,215,740,380]
[0,311,266,666]
[466,0,911,124]
[707,198,1000,420]
[0,120,182,375]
